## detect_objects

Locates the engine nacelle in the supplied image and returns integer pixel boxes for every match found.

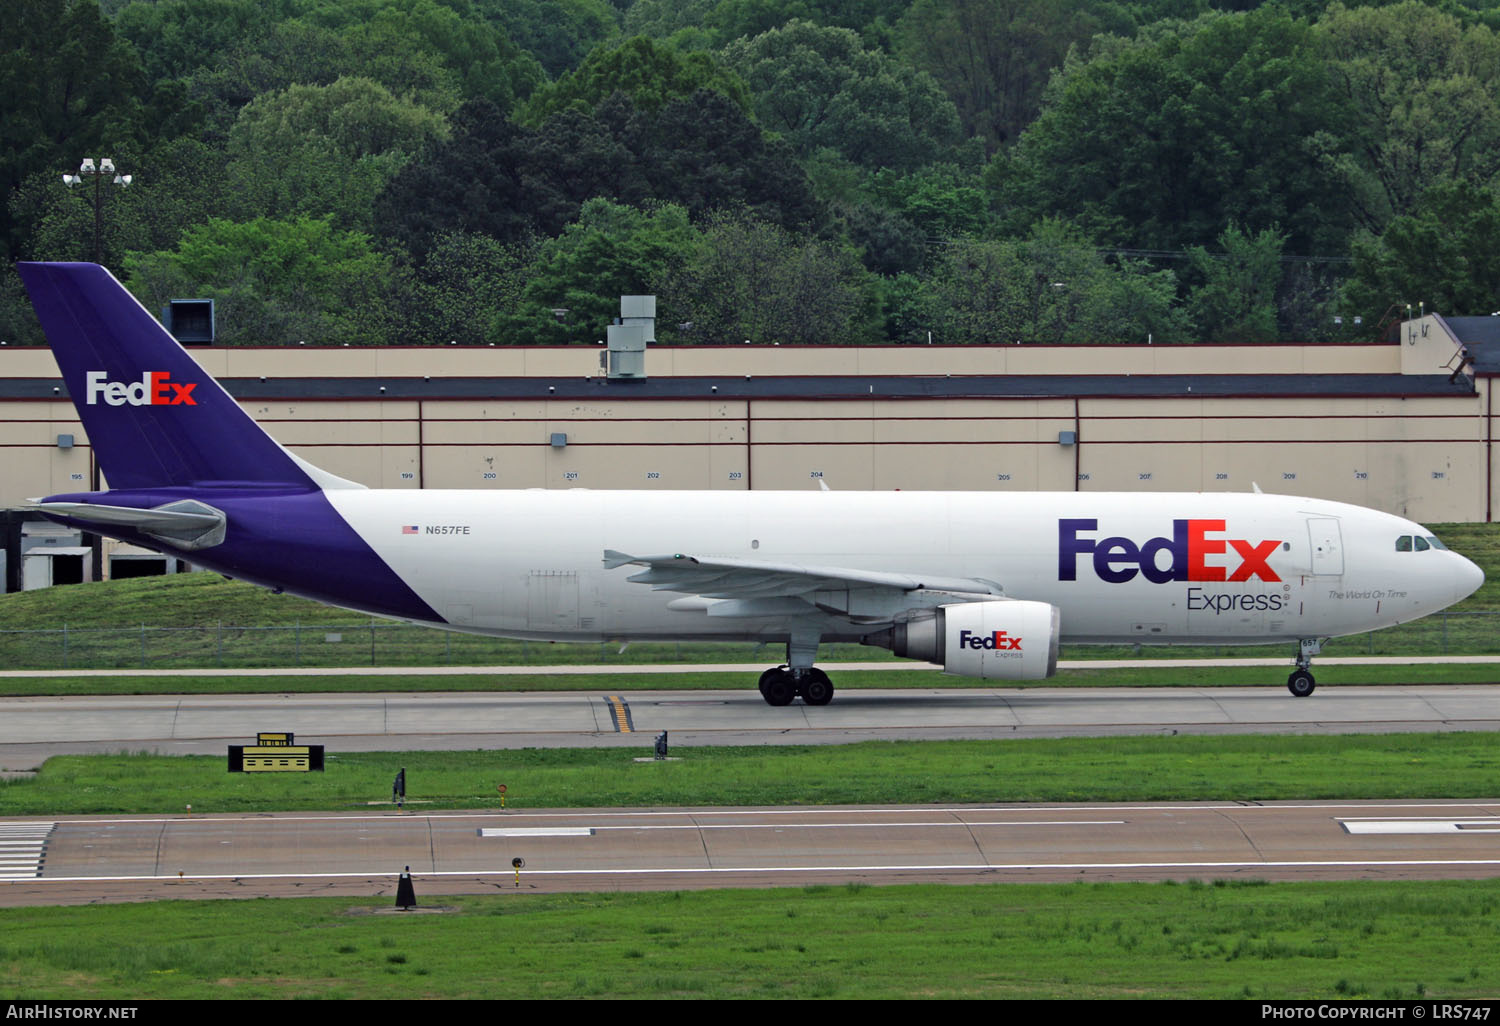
[866,600,1060,680]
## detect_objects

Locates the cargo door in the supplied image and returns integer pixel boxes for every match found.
[528,570,579,630]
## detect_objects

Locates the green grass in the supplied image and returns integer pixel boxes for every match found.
[0,574,891,669]
[4,575,1500,680]
[2,881,1498,998]
[2,659,1500,698]
[5,733,1499,815]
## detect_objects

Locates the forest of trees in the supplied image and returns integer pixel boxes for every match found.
[7,0,1500,346]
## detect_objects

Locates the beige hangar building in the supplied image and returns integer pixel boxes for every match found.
[0,308,1495,589]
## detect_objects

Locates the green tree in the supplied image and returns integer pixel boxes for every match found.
[497,198,698,344]
[123,214,411,346]
[625,0,911,50]
[408,231,536,345]
[999,8,1353,255]
[518,36,750,125]
[1,0,146,261]
[721,20,962,171]
[659,211,876,345]
[621,90,822,230]
[114,0,298,85]
[1343,181,1500,321]
[869,163,990,237]
[226,76,449,231]
[925,221,1184,344]
[374,100,542,261]
[377,90,821,261]
[333,0,545,114]
[1314,1,1500,233]
[473,0,620,77]
[1183,225,1285,343]
[896,0,1119,152]
[841,202,928,275]
[117,0,543,136]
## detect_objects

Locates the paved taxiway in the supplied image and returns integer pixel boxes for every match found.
[4,680,1497,906]
[2,800,1498,906]
[2,685,1499,768]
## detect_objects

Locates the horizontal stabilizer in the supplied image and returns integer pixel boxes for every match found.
[30,499,227,551]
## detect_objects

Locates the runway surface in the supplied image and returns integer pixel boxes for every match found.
[2,800,1498,906]
[4,683,1497,906]
[2,685,1499,769]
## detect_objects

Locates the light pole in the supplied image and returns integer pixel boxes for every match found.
[60,158,134,582]
[62,157,132,265]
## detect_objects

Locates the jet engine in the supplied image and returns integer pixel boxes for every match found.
[864,600,1060,680]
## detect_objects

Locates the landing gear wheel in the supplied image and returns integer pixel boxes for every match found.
[801,668,834,706]
[1287,669,1316,698]
[759,667,796,706]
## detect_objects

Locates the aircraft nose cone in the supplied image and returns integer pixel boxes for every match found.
[1457,555,1485,602]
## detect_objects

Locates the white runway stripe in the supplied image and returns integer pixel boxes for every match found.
[0,823,55,880]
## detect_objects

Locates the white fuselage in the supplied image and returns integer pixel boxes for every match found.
[324,489,1482,647]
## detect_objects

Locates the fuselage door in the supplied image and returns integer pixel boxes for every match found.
[528,570,580,630]
[1307,518,1344,577]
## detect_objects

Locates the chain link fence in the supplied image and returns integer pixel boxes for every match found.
[0,622,875,671]
[1,612,1498,671]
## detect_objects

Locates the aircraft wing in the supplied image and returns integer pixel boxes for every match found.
[603,549,1001,622]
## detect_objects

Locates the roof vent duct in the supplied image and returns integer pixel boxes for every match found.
[607,295,654,380]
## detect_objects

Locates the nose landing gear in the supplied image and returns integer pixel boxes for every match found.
[1287,638,1324,697]
[1287,668,1315,697]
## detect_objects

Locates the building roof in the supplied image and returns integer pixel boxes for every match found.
[1438,317,1500,375]
[0,372,1478,402]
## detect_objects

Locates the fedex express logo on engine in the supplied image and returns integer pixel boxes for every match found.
[1059,518,1281,584]
[85,371,197,406]
[959,629,1022,652]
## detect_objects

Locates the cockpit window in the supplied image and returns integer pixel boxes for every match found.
[1396,536,1412,552]
[1414,536,1430,551]
[1427,536,1449,551]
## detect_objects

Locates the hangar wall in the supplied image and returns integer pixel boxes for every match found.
[0,322,1490,541]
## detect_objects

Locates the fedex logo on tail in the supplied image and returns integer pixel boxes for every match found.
[1060,518,1281,584]
[85,371,197,406]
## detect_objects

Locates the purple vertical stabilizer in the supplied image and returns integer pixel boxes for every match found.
[18,262,445,624]
[17,262,316,490]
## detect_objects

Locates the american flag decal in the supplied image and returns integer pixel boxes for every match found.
[402,525,418,534]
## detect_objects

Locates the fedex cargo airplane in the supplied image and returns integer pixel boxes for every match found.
[16,262,1486,704]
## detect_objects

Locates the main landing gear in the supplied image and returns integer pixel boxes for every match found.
[1287,638,1324,697]
[758,665,834,706]
[759,630,834,706]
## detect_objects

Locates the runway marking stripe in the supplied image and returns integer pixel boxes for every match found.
[1342,820,1500,834]
[588,820,1127,831]
[16,858,1500,885]
[478,828,596,838]
[604,695,633,733]
[0,823,53,880]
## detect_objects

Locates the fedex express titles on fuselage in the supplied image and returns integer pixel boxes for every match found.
[1061,515,1290,615]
